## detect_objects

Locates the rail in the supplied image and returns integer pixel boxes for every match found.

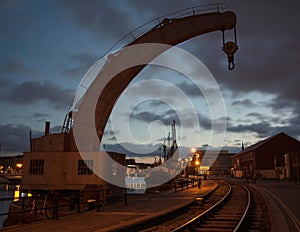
[171,182,250,232]
[172,182,232,231]
[0,188,115,226]
[257,186,300,231]
[234,183,251,232]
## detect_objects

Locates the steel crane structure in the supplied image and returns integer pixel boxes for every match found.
[68,4,238,152]
[23,4,238,192]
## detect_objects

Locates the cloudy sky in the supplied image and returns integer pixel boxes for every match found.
[1,0,300,160]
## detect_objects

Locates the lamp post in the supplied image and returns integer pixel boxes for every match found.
[187,148,196,177]
[194,152,200,176]
[195,159,200,176]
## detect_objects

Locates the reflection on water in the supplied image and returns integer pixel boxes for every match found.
[13,185,20,202]
[0,184,16,227]
[125,175,146,194]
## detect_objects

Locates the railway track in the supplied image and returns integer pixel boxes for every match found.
[171,182,250,232]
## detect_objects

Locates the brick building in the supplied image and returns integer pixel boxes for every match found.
[21,122,126,196]
[186,150,235,176]
[274,151,300,182]
[232,132,300,179]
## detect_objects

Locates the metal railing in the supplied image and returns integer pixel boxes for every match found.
[102,3,228,58]
[174,177,201,192]
[69,3,229,112]
[0,188,115,226]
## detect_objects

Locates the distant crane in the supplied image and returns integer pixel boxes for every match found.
[171,120,177,150]
[161,120,178,163]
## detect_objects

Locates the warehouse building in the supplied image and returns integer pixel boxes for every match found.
[232,132,300,179]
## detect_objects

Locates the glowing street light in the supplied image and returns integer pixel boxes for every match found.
[16,163,23,169]
[190,147,196,153]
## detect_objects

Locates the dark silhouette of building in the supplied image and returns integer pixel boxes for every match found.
[0,155,23,173]
[274,151,300,182]
[232,132,300,179]
[186,150,235,176]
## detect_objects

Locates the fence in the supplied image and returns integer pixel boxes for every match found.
[0,188,118,226]
[174,177,201,192]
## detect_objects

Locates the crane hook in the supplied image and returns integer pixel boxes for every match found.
[228,60,235,70]
[222,41,238,71]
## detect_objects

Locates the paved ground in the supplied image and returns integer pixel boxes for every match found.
[1,180,217,232]
[231,177,300,231]
[256,179,300,221]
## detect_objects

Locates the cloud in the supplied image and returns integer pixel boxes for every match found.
[32,113,48,118]
[102,142,155,157]
[0,2,37,40]
[2,0,300,153]
[123,0,200,21]
[226,120,300,140]
[227,121,272,138]
[176,81,203,98]
[149,100,168,108]
[0,79,75,110]
[0,124,40,152]
[232,99,255,107]
[0,58,37,76]
[62,53,98,80]
[51,126,62,134]
[129,101,207,130]
[25,112,49,123]
[103,129,118,142]
[60,0,137,44]
[180,1,300,119]
[0,123,65,152]
[130,110,179,126]
[128,105,228,132]
[61,0,199,42]
[246,112,263,118]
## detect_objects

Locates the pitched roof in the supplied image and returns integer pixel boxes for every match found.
[235,132,299,156]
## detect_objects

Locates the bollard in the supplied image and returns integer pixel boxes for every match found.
[87,199,96,210]
[196,197,203,206]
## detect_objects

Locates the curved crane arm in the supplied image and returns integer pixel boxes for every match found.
[69,11,237,151]
[131,11,236,45]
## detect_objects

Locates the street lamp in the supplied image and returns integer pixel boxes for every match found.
[16,163,23,173]
[16,163,22,169]
[183,147,196,177]
[190,147,196,153]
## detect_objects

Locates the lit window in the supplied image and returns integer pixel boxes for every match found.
[29,159,44,175]
[78,160,93,175]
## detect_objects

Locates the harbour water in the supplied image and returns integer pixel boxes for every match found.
[0,184,15,227]
[0,177,146,227]
[125,176,146,194]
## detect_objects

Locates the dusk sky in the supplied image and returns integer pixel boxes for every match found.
[1,0,300,161]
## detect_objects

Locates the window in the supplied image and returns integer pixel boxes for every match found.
[29,159,44,175]
[78,160,93,175]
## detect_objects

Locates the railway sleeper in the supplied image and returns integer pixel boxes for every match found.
[195,229,234,232]
[221,206,246,210]
[213,212,244,216]
[203,218,239,223]
[206,217,241,221]
[196,223,237,229]
[206,222,240,227]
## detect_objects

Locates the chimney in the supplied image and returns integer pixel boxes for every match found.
[45,121,50,136]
